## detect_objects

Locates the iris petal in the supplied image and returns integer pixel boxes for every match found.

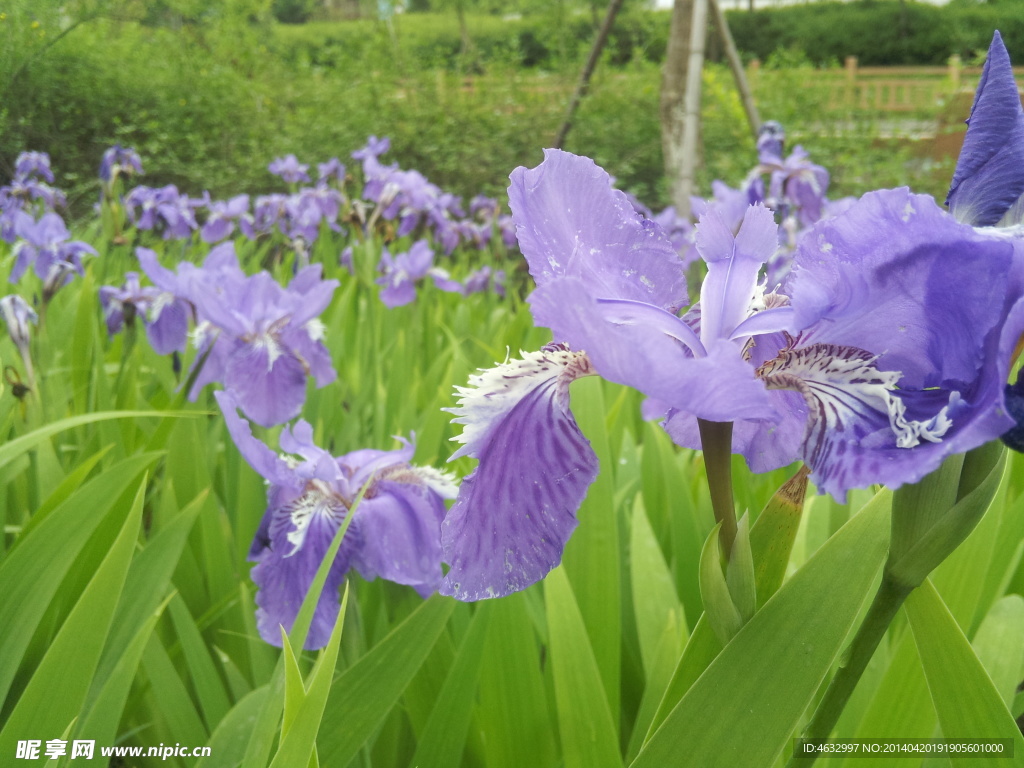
[947,32,1024,227]
[758,341,957,501]
[509,149,687,311]
[441,344,598,600]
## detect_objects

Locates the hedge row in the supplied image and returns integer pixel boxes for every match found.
[273,2,1024,71]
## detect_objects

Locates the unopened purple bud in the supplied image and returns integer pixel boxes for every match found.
[0,294,37,350]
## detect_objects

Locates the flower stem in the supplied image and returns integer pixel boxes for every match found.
[697,418,737,558]
[786,573,912,766]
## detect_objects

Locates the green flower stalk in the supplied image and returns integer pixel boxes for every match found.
[789,441,1006,765]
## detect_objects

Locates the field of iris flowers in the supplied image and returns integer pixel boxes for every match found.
[3,23,1024,768]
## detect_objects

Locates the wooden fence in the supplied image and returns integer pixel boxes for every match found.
[747,56,1024,115]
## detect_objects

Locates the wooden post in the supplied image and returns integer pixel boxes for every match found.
[710,0,760,140]
[553,0,627,149]
[948,53,962,92]
[677,0,709,219]
[845,55,858,108]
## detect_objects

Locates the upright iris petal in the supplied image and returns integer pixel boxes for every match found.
[946,31,1024,227]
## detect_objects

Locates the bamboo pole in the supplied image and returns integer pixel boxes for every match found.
[709,0,760,140]
[553,0,627,149]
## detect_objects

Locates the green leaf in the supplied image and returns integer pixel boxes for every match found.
[0,476,145,758]
[316,595,455,766]
[750,465,809,607]
[726,513,756,624]
[564,377,622,726]
[971,595,1024,708]
[168,594,233,731]
[475,591,557,768]
[280,628,306,739]
[18,444,111,539]
[890,443,1005,590]
[906,579,1024,766]
[545,566,623,768]
[0,452,160,707]
[699,522,742,646]
[196,687,271,768]
[94,490,205,686]
[270,585,349,768]
[411,605,492,768]
[77,596,171,748]
[630,495,685,677]
[633,488,891,768]
[644,615,722,742]
[141,633,209,747]
[0,409,196,472]
[626,610,685,763]
[837,631,934,768]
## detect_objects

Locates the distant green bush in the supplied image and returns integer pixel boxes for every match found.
[273,3,1023,71]
[726,0,1024,66]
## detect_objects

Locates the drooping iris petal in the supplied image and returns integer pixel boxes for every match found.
[351,482,448,597]
[946,31,1024,227]
[224,340,309,428]
[250,490,354,649]
[145,295,189,354]
[441,343,598,601]
[509,149,687,311]
[752,188,1024,500]
[788,188,1014,389]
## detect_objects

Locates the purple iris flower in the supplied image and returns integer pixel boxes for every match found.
[317,158,346,185]
[11,212,96,286]
[99,272,190,354]
[15,152,55,184]
[269,155,311,185]
[469,195,498,218]
[752,145,830,228]
[200,194,250,243]
[440,149,1024,601]
[0,294,38,355]
[2,157,66,212]
[497,214,518,250]
[216,391,456,649]
[756,120,786,162]
[125,185,198,240]
[352,135,391,163]
[0,207,33,245]
[241,194,288,239]
[946,31,1024,228]
[99,145,144,185]
[666,187,1024,497]
[376,239,441,307]
[138,244,339,427]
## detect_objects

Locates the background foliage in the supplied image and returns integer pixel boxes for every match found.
[1,0,1015,220]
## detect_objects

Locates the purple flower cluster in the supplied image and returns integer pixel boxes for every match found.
[99,272,189,355]
[135,243,339,427]
[99,145,144,187]
[10,213,96,299]
[217,391,456,649]
[376,239,505,307]
[353,137,513,258]
[438,103,1024,602]
[125,184,202,240]
[1,151,67,245]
